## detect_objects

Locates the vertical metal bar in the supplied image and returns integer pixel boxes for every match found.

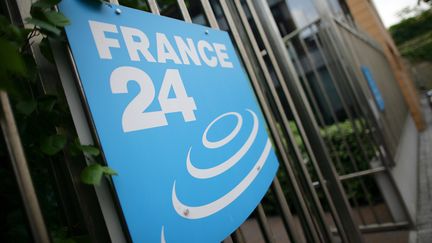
[223,235,234,243]
[217,0,322,242]
[177,0,192,23]
[255,204,276,243]
[147,0,160,14]
[331,26,413,225]
[219,2,277,243]
[326,25,390,158]
[317,22,413,226]
[251,1,363,242]
[0,91,50,243]
[318,26,386,165]
[315,29,381,162]
[286,41,369,226]
[342,31,398,153]
[296,34,371,167]
[200,0,219,28]
[187,0,314,241]
[296,34,382,224]
[231,228,247,243]
[7,0,126,242]
[311,30,378,152]
[287,42,327,133]
[271,178,303,243]
[51,40,128,243]
[244,1,350,241]
[233,2,336,242]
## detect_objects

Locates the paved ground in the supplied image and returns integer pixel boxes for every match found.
[416,98,432,242]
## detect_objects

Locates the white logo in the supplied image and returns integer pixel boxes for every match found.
[162,109,272,242]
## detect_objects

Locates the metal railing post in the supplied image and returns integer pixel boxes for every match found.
[0,91,51,243]
[251,1,364,242]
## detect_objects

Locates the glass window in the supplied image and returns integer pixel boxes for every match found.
[267,0,319,35]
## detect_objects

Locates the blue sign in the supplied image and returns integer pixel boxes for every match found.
[60,1,279,242]
[361,66,385,111]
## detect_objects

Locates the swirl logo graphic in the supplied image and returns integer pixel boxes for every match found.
[162,109,272,242]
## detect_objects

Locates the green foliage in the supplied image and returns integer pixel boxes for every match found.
[40,134,67,155]
[263,120,381,215]
[26,0,69,36]
[0,0,117,184]
[389,9,432,45]
[320,120,375,174]
[16,100,37,115]
[398,32,432,62]
[0,0,117,241]
[389,8,432,62]
[79,145,101,156]
[119,0,150,12]
[80,164,118,186]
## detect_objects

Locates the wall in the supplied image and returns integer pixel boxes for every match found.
[391,115,419,223]
[345,0,426,131]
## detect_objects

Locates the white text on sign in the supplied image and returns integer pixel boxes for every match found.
[87,20,236,132]
[89,20,234,68]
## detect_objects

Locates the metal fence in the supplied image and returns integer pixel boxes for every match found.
[281,15,412,231]
[1,0,414,242]
[333,19,408,156]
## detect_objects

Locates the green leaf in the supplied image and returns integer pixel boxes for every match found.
[16,100,37,115]
[38,95,57,112]
[41,134,67,155]
[101,166,117,176]
[0,38,26,78]
[26,17,61,36]
[44,11,70,27]
[80,164,117,185]
[32,2,53,10]
[79,145,100,156]
[32,0,61,9]
[39,37,54,63]
[80,164,103,185]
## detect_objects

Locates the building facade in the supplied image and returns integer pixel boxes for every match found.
[345,0,426,131]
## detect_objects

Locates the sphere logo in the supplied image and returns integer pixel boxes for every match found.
[162,109,275,242]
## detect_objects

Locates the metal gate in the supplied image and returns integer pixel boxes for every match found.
[1,0,413,242]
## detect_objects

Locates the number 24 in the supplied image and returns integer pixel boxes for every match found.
[110,67,197,132]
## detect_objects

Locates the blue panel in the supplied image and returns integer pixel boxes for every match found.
[59,1,279,242]
[361,66,385,111]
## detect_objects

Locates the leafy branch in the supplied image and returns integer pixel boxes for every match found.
[0,0,117,186]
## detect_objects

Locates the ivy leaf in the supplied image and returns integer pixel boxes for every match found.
[81,164,103,185]
[79,145,100,156]
[39,37,54,63]
[16,100,37,116]
[101,166,118,176]
[32,1,53,10]
[44,11,70,27]
[38,95,57,112]
[41,134,67,155]
[26,17,61,36]
[0,38,26,79]
[80,164,117,185]
[32,0,61,9]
